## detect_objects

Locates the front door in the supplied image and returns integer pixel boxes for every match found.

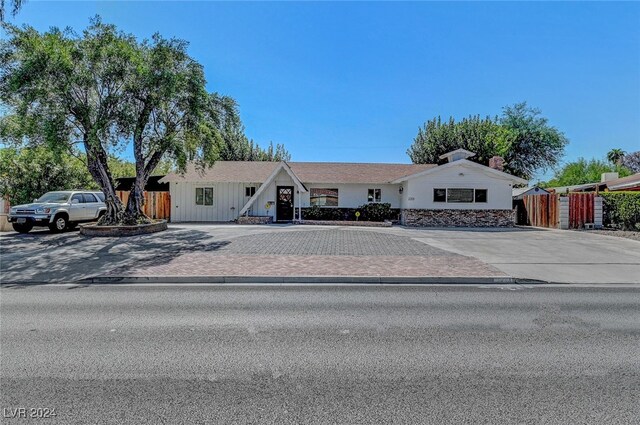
[276,186,294,222]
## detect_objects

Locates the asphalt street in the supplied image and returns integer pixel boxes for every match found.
[1,284,639,424]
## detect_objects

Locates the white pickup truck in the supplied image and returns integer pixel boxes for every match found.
[8,191,107,233]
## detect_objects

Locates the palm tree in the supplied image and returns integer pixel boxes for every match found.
[0,0,26,22]
[607,148,626,167]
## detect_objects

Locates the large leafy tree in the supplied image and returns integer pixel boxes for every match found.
[0,19,137,223]
[542,158,632,188]
[120,33,211,223]
[407,115,507,166]
[499,103,568,179]
[2,18,279,226]
[407,102,568,179]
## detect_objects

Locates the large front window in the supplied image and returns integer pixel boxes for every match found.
[310,188,339,206]
[434,188,488,203]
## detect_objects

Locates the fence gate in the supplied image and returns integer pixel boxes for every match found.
[567,193,595,229]
[521,194,559,228]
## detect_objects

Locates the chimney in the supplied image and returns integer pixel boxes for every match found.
[601,172,619,183]
[489,156,505,172]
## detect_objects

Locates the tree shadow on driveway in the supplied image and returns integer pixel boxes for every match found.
[0,227,229,285]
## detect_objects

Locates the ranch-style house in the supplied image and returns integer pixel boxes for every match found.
[159,149,528,227]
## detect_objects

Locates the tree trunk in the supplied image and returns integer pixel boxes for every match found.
[85,141,124,225]
[123,150,164,225]
[123,175,150,225]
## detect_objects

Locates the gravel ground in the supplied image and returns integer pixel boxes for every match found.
[583,229,640,242]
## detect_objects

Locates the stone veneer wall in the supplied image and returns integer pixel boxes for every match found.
[402,209,515,227]
[237,216,273,225]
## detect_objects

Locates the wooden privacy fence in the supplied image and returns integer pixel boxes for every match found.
[567,193,595,229]
[522,194,559,228]
[116,191,171,221]
[520,192,597,229]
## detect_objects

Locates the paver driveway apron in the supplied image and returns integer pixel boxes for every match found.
[0,224,503,284]
[104,226,505,280]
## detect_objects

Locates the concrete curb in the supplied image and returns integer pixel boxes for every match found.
[0,275,546,286]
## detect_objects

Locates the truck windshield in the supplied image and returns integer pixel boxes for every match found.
[36,192,71,203]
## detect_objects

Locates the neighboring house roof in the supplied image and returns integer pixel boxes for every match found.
[115,175,169,192]
[547,183,597,193]
[606,173,640,191]
[547,173,640,193]
[160,161,435,185]
[391,159,528,185]
[512,186,550,199]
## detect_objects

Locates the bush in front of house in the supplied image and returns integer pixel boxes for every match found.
[601,192,640,230]
[356,203,394,222]
[301,203,398,222]
[303,206,351,221]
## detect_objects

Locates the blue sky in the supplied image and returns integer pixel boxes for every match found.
[7,1,640,181]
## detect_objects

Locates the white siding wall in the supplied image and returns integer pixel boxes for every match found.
[402,165,514,210]
[169,181,262,222]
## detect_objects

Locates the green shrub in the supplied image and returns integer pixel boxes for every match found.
[356,203,394,222]
[303,206,350,221]
[301,204,398,222]
[601,192,640,230]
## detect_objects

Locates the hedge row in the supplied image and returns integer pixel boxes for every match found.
[301,203,399,222]
[600,192,640,231]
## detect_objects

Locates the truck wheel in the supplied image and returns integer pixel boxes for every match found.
[12,222,34,233]
[49,215,68,233]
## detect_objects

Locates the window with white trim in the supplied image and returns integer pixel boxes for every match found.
[367,188,381,203]
[195,187,214,206]
[433,188,488,203]
[310,188,339,206]
[245,186,256,197]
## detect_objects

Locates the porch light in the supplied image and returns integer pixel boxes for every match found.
[399,186,404,194]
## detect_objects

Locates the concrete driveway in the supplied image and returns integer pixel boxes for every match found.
[383,226,640,284]
[0,224,638,284]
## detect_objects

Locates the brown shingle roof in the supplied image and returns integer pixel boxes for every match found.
[160,161,435,184]
[160,161,280,183]
[288,162,435,184]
